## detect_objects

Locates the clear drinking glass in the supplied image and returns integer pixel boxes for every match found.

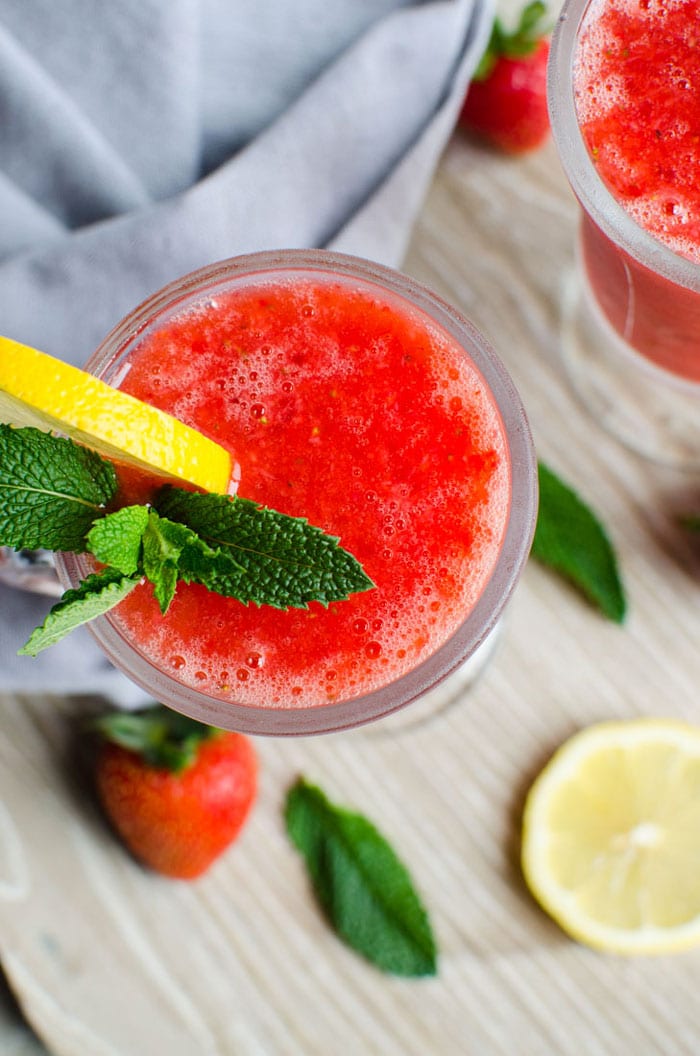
[549,0,700,466]
[56,250,537,736]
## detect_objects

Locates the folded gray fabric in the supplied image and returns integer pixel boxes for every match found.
[0,0,493,701]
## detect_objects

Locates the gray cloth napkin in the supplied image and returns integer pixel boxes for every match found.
[0,0,493,703]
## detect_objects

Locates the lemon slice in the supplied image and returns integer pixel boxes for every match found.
[522,719,700,954]
[0,335,232,493]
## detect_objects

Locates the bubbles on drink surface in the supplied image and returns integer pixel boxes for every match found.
[574,0,700,262]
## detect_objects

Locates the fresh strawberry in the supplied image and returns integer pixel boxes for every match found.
[459,1,551,155]
[92,705,257,879]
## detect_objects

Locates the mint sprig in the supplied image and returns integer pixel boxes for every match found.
[155,487,374,609]
[0,424,117,552]
[532,461,626,623]
[285,778,437,977]
[0,426,374,654]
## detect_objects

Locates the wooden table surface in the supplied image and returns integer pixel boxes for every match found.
[2,130,700,1054]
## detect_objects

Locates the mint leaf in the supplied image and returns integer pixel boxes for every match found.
[155,487,375,609]
[141,510,220,614]
[0,425,116,552]
[18,568,140,656]
[87,505,149,575]
[532,461,626,623]
[285,778,437,977]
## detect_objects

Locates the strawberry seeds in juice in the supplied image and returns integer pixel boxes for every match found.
[108,267,510,712]
[571,0,700,376]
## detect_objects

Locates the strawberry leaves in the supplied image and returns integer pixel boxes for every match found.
[91,704,218,773]
[460,1,551,154]
[475,0,549,80]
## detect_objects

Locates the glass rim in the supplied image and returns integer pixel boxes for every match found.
[56,249,537,736]
[547,0,700,294]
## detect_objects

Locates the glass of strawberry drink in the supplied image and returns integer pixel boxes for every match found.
[57,250,537,735]
[549,0,700,466]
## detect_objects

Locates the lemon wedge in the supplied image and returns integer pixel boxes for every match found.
[522,718,700,954]
[0,335,232,493]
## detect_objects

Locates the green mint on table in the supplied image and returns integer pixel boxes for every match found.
[532,461,627,623]
[18,569,140,657]
[285,777,437,978]
[0,426,374,654]
[155,487,375,609]
[0,423,117,552]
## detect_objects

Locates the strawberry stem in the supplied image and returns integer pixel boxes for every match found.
[474,1,550,80]
[91,704,219,773]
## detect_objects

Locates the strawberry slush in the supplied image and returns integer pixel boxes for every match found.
[108,270,510,710]
[572,0,700,377]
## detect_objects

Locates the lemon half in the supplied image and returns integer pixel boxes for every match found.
[0,336,232,493]
[522,718,700,954]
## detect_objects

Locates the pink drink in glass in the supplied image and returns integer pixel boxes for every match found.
[58,251,536,734]
[548,0,700,462]
[575,0,700,377]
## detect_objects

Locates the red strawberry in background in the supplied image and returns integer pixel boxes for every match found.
[459,1,551,155]
[92,705,257,879]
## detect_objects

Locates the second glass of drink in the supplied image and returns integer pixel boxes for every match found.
[548,0,700,466]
